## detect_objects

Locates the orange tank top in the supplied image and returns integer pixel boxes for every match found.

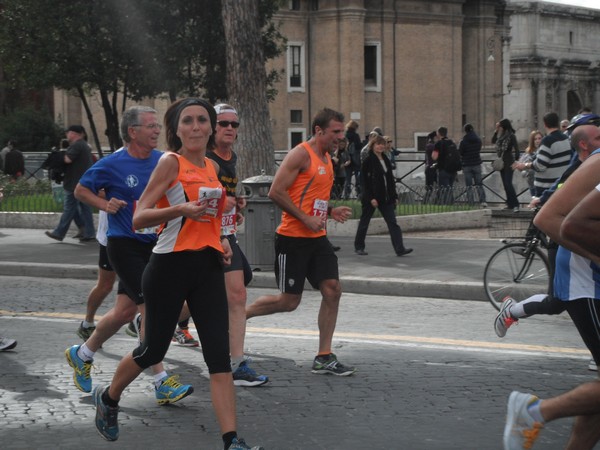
[277,142,333,238]
[153,153,225,254]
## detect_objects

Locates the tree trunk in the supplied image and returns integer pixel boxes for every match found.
[221,0,275,180]
[76,86,103,158]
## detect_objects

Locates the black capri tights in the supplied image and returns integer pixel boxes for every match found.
[133,248,231,374]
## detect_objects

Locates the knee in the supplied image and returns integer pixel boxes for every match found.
[321,281,342,301]
[227,287,247,309]
[281,295,301,312]
[114,299,137,324]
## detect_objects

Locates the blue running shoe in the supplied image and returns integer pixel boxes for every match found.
[233,360,269,387]
[65,345,93,393]
[227,437,264,450]
[93,385,119,441]
[155,375,193,405]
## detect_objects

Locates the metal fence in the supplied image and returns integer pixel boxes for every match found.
[2,148,533,217]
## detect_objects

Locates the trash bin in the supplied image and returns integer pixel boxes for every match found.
[237,171,281,271]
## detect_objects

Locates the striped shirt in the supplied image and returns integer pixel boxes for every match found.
[532,130,572,192]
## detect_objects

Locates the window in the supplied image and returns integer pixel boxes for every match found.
[289,129,305,149]
[310,0,319,11]
[290,110,302,124]
[287,43,305,92]
[364,42,381,91]
[289,0,300,10]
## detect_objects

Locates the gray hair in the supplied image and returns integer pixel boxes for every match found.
[120,106,157,143]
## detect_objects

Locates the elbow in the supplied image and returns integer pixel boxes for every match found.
[560,217,579,245]
[73,184,83,201]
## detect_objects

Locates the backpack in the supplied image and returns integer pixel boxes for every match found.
[42,149,66,184]
[442,140,462,173]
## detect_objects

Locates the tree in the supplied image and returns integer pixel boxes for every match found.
[221,0,284,179]
[0,0,285,157]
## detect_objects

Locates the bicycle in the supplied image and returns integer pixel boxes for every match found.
[483,207,551,311]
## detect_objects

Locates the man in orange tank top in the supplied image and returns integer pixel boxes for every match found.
[246,108,356,376]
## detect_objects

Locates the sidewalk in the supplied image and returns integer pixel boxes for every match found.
[0,225,501,301]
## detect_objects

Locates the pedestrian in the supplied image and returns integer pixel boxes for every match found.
[518,130,542,197]
[354,134,412,257]
[246,107,356,377]
[512,112,571,198]
[65,106,193,413]
[560,118,570,133]
[331,137,350,199]
[501,142,600,450]
[0,140,13,172]
[344,119,362,198]
[424,131,437,203]
[206,102,268,387]
[3,141,25,181]
[92,98,262,450]
[458,124,487,207]
[432,126,461,204]
[492,119,520,212]
[0,336,17,351]
[45,125,96,242]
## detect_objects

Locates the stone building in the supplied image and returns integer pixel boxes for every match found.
[51,0,600,151]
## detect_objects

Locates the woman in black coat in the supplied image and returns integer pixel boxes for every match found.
[353,135,413,256]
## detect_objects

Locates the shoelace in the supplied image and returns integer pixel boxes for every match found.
[522,422,543,449]
[161,375,183,389]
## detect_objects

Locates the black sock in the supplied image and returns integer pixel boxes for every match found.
[102,387,119,408]
[178,319,189,329]
[222,431,237,449]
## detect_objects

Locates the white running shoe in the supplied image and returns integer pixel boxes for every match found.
[495,296,518,338]
[503,391,543,450]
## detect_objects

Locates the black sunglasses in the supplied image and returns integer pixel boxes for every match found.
[217,120,240,129]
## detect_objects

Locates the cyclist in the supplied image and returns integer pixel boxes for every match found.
[494,119,600,368]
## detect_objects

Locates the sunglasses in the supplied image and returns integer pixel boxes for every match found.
[217,120,240,129]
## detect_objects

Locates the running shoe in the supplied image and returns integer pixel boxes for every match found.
[0,337,17,351]
[125,313,142,343]
[65,344,93,393]
[503,391,543,450]
[227,437,264,450]
[495,296,518,338]
[155,375,194,405]
[93,385,119,441]
[233,360,269,387]
[172,327,199,347]
[589,359,598,372]
[76,322,95,341]
[311,353,356,376]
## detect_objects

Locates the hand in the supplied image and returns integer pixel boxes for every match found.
[236,211,244,226]
[304,214,327,232]
[370,199,378,208]
[181,199,210,222]
[236,196,246,210]
[220,237,232,266]
[224,195,236,214]
[105,197,128,215]
[528,197,540,209]
[511,162,523,171]
[331,206,352,223]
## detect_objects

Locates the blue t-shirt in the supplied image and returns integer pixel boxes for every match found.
[78,148,163,243]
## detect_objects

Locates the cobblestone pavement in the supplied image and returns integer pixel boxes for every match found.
[0,276,594,449]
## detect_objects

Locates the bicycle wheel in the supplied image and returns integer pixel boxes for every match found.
[483,243,551,311]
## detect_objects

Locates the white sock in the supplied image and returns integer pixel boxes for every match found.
[82,320,95,328]
[77,343,95,362]
[231,356,244,371]
[154,371,168,388]
[527,398,545,423]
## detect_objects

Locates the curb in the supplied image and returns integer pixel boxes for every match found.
[0,262,487,302]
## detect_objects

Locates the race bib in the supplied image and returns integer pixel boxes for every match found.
[313,198,328,219]
[221,206,236,236]
[133,200,160,235]
[199,186,226,219]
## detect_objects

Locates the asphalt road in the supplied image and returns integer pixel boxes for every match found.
[0,277,593,450]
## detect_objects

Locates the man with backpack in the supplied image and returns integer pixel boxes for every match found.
[432,126,461,204]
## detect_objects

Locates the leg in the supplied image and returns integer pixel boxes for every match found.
[472,165,486,204]
[316,279,342,354]
[379,202,407,254]
[353,201,375,252]
[226,269,247,359]
[501,168,519,208]
[86,294,138,352]
[52,190,78,238]
[463,166,475,204]
[246,291,302,318]
[77,199,96,239]
[85,267,116,324]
